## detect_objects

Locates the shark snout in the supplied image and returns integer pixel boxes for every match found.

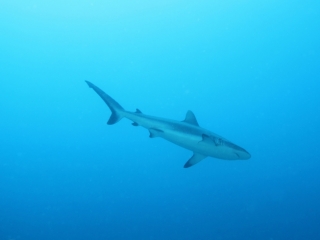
[234,149,251,160]
[224,141,251,160]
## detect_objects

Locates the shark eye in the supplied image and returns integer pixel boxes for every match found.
[214,138,223,146]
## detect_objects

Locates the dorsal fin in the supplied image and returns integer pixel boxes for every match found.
[182,110,199,126]
[135,109,142,114]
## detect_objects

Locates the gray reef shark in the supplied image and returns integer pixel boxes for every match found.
[85,81,251,168]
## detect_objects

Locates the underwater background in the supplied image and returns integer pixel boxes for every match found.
[1,1,319,240]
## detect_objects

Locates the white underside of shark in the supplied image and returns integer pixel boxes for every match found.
[86,81,251,168]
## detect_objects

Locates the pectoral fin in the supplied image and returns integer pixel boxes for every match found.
[149,128,164,138]
[184,153,207,168]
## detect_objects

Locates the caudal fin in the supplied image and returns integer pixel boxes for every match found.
[85,81,124,125]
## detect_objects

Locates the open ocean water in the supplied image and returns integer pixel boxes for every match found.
[0,1,319,240]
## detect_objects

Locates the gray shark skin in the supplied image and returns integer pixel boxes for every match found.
[85,81,251,168]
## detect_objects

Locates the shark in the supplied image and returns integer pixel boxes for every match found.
[85,81,251,168]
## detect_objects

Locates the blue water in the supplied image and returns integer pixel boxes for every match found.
[1,1,319,240]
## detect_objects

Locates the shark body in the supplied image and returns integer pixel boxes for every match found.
[86,81,251,168]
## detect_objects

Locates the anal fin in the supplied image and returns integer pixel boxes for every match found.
[184,153,207,168]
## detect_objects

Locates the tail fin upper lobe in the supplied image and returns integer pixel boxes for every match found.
[85,81,124,124]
